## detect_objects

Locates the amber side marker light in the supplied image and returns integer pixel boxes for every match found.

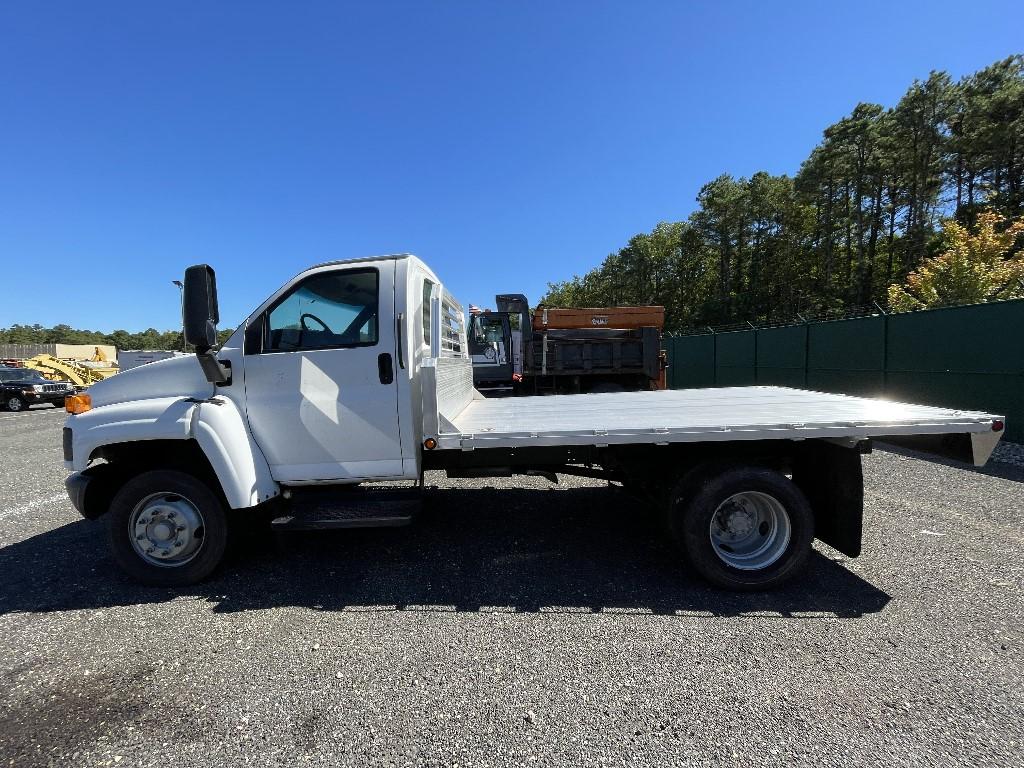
[992,420,1005,432]
[423,437,438,450]
[66,394,92,414]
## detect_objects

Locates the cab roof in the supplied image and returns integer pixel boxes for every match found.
[310,253,415,270]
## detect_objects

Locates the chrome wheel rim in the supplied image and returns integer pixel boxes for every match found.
[129,492,206,567]
[709,491,791,570]
[7,397,23,411]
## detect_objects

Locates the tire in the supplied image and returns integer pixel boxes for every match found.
[4,395,26,412]
[106,470,228,586]
[667,466,814,591]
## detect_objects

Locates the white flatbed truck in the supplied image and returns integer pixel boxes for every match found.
[62,254,1005,590]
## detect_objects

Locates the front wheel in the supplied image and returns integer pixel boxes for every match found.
[667,466,814,591]
[5,395,26,412]
[106,470,228,586]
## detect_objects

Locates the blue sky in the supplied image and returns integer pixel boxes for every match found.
[2,1,1022,333]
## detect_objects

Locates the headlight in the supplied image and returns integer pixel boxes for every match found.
[33,384,46,392]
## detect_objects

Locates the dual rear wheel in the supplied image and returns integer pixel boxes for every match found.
[665,467,815,591]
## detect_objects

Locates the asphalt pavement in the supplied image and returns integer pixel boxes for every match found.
[1,406,1022,767]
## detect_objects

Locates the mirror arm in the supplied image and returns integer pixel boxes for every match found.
[197,352,231,386]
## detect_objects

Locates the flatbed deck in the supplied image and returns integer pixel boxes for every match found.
[435,386,1002,461]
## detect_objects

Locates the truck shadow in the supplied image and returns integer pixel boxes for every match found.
[0,487,890,619]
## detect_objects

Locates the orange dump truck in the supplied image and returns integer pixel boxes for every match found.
[469,294,667,395]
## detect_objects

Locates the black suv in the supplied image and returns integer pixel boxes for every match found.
[0,367,75,411]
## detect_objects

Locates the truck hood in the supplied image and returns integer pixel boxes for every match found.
[88,354,215,408]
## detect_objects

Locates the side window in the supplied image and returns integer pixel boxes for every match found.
[265,269,379,352]
[422,279,434,345]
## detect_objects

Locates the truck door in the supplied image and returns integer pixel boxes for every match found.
[241,262,403,482]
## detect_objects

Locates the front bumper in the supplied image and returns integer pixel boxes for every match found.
[23,389,73,405]
[65,471,91,518]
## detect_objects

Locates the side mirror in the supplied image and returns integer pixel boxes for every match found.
[183,264,220,354]
[182,264,230,385]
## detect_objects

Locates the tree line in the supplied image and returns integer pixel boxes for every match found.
[542,56,1024,331]
[0,324,232,352]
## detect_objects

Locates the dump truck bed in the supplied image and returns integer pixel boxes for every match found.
[532,305,665,331]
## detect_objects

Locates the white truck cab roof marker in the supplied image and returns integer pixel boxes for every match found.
[309,253,415,270]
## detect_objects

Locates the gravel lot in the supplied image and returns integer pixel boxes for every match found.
[1,406,1022,767]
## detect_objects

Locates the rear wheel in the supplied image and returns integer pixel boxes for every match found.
[106,470,228,586]
[667,466,814,591]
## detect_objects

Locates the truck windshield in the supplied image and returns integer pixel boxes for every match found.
[471,316,504,344]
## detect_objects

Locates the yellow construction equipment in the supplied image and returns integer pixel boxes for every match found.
[22,354,117,387]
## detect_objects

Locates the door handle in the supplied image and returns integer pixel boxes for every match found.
[396,313,405,369]
[377,353,394,385]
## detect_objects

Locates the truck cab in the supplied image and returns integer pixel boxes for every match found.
[63,255,448,583]
[66,254,443,485]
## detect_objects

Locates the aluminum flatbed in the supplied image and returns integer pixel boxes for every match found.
[433,385,1003,465]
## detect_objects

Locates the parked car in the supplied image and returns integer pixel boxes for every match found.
[0,367,74,411]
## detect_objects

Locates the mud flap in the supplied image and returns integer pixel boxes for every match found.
[793,442,863,558]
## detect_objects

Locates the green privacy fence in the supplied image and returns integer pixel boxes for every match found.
[664,298,1024,442]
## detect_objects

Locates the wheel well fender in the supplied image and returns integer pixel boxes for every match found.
[79,440,223,520]
[189,399,279,509]
[84,399,279,511]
